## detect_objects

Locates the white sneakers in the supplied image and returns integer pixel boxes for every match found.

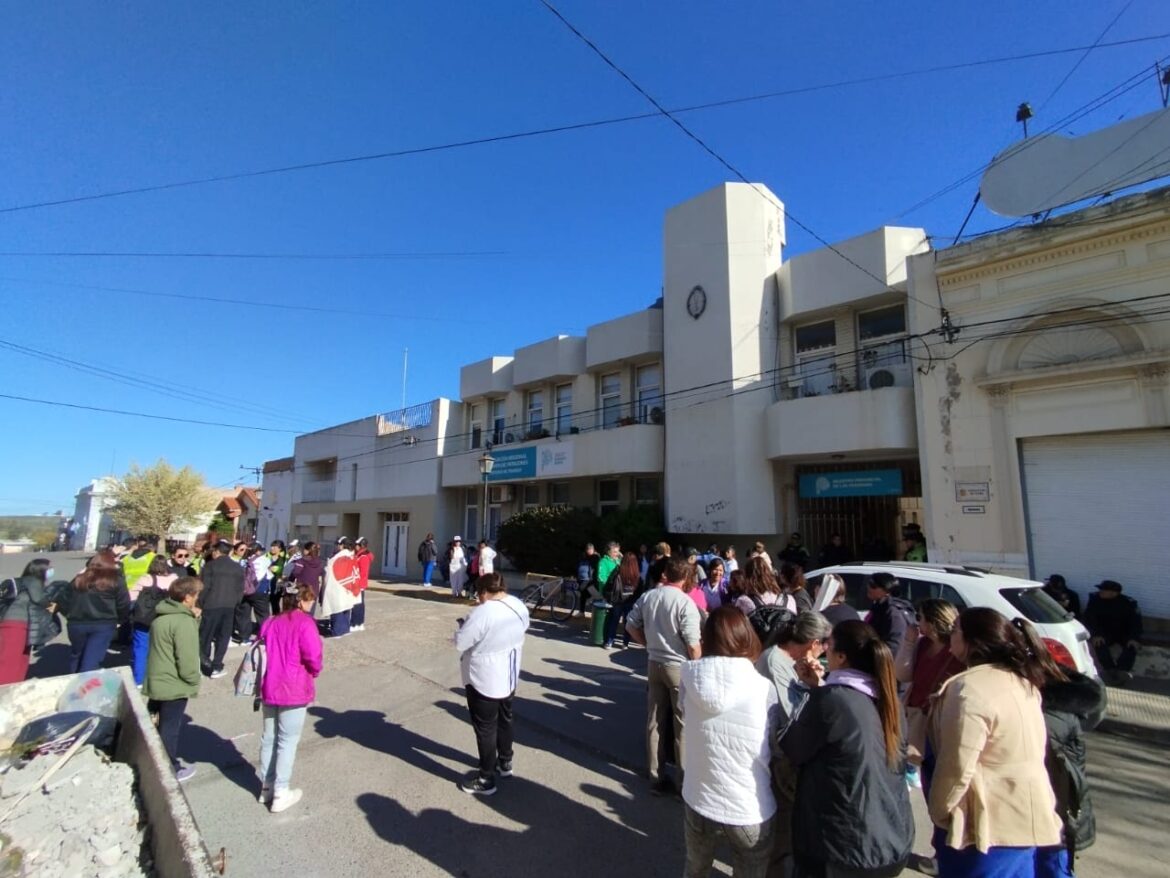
[270,788,303,813]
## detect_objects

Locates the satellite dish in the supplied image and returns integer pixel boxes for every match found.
[981,108,1170,217]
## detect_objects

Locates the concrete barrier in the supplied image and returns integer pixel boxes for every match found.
[0,668,220,878]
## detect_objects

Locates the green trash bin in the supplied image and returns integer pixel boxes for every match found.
[589,600,611,646]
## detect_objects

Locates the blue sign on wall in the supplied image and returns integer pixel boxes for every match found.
[486,447,536,481]
[798,469,904,499]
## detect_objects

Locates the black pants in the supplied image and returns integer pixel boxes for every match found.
[351,591,366,627]
[466,684,514,779]
[235,591,271,642]
[149,698,188,771]
[199,607,235,674]
[1096,640,1138,672]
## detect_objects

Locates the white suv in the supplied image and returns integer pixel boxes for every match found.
[805,562,1100,682]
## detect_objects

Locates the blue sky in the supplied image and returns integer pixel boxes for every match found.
[2,1,1168,514]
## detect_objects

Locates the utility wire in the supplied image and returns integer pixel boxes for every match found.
[0,250,506,261]
[3,35,1167,216]
[1037,1,1133,113]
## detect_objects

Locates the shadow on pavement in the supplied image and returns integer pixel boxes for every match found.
[309,705,469,783]
[357,771,685,878]
[182,721,257,796]
[376,587,465,603]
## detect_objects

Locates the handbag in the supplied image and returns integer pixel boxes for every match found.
[233,640,266,711]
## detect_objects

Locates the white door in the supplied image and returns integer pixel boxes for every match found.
[381,522,409,576]
[1021,430,1170,619]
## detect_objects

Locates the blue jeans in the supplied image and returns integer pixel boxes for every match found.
[330,610,351,637]
[933,827,1036,878]
[422,560,436,585]
[131,625,151,685]
[68,621,117,674]
[603,597,634,645]
[259,704,307,794]
[350,592,366,627]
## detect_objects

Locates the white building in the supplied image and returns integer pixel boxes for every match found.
[69,477,119,551]
[258,457,294,547]
[908,186,1170,625]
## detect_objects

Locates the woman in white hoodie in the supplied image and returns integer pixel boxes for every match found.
[680,606,780,878]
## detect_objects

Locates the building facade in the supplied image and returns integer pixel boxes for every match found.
[258,457,294,548]
[69,477,118,551]
[908,187,1170,624]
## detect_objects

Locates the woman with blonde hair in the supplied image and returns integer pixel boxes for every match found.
[929,608,1063,876]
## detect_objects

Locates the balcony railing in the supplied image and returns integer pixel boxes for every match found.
[787,341,912,401]
[451,404,664,454]
[300,481,335,503]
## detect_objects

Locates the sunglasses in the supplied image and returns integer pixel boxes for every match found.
[174,554,190,559]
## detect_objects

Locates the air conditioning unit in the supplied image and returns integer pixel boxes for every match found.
[865,363,912,390]
[490,486,513,503]
[649,406,665,425]
[504,432,516,444]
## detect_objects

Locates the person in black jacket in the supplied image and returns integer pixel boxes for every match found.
[1083,580,1142,683]
[197,540,245,678]
[1043,574,1081,619]
[60,550,130,674]
[781,619,913,877]
[1036,664,1104,878]
[864,573,912,658]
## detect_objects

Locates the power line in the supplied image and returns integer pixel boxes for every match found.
[0,392,302,433]
[1037,1,1133,113]
[536,0,937,310]
[4,35,1168,216]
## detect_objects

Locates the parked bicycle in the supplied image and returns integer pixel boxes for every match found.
[520,577,579,622]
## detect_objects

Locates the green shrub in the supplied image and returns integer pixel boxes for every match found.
[496,505,599,576]
[602,503,665,552]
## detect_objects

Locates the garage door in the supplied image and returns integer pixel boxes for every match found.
[1021,430,1170,619]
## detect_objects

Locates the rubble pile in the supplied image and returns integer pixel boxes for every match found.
[0,746,153,878]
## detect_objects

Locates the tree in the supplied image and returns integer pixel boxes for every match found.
[30,529,58,550]
[496,505,600,576]
[108,460,220,550]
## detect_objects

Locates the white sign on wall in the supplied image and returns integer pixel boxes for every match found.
[538,443,573,477]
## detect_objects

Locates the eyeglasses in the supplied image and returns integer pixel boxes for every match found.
[174,554,190,559]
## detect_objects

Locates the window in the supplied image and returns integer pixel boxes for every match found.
[464,489,479,543]
[550,481,571,505]
[857,305,909,386]
[522,483,541,510]
[635,364,663,423]
[526,390,544,435]
[598,479,620,516]
[794,320,837,397]
[634,478,660,505]
[600,372,622,429]
[490,398,506,445]
[469,403,483,450]
[555,383,573,434]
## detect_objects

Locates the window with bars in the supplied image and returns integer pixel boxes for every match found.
[522,483,541,510]
[598,479,620,516]
[550,481,571,505]
[634,478,660,505]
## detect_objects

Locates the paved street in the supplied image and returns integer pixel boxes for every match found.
[7,554,1167,877]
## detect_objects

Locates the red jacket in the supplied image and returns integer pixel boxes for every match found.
[355,548,373,591]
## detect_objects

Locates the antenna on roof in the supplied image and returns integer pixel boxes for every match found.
[401,348,408,413]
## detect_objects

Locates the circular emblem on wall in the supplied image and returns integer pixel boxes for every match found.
[686,285,707,320]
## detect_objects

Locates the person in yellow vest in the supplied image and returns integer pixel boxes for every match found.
[121,535,157,591]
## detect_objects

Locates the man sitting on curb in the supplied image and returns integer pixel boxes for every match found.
[1085,579,1142,685]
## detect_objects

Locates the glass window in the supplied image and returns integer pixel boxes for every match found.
[555,383,573,434]
[858,305,906,341]
[526,390,544,434]
[598,479,620,516]
[999,587,1072,623]
[490,398,506,445]
[600,372,622,429]
[550,481,571,505]
[522,484,541,510]
[795,320,836,352]
[635,364,662,423]
[634,478,660,505]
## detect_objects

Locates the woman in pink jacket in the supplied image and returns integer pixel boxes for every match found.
[257,584,323,813]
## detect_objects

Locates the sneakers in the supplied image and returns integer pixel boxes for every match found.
[602,640,613,649]
[175,764,196,783]
[496,760,513,778]
[270,788,303,813]
[905,765,922,789]
[210,669,227,679]
[352,624,365,632]
[459,774,497,796]
[258,786,273,805]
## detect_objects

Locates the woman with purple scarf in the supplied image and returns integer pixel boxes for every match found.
[780,619,914,878]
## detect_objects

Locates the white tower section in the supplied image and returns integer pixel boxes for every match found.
[663,182,785,536]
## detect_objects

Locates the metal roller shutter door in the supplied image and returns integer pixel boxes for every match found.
[1021,430,1170,619]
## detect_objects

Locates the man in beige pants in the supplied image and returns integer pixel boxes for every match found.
[626,556,702,796]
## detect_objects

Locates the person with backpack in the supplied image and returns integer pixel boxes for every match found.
[234,545,272,646]
[257,583,323,813]
[864,572,913,659]
[602,551,642,649]
[728,557,797,644]
[60,550,131,673]
[0,558,60,685]
[129,556,178,686]
[418,533,438,586]
[143,576,203,783]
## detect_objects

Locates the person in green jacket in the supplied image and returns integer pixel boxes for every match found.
[597,542,622,596]
[143,576,203,782]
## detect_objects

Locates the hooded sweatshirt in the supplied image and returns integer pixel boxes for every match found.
[680,655,779,826]
[259,609,323,706]
[142,599,201,702]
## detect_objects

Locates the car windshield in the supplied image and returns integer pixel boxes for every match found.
[999,587,1074,623]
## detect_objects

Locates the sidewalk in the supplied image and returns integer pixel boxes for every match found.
[1099,676,1170,743]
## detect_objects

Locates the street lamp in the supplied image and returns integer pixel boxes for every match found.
[478,451,495,543]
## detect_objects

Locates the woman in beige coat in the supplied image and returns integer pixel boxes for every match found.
[928,607,1062,877]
